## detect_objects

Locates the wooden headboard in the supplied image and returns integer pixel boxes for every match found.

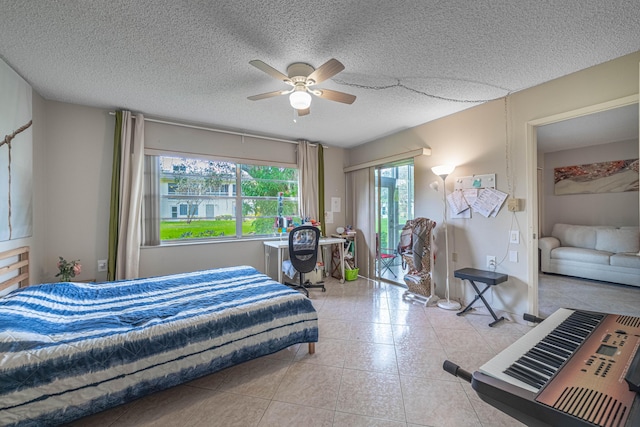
[0,246,30,292]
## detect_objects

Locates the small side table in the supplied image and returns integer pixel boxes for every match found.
[454,268,508,327]
[330,233,356,279]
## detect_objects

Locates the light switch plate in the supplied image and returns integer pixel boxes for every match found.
[510,230,519,244]
[331,197,341,213]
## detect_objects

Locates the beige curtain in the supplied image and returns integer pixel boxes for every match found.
[142,155,160,246]
[346,168,375,278]
[297,140,318,221]
[116,112,145,279]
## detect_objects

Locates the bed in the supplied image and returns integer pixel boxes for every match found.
[0,247,318,426]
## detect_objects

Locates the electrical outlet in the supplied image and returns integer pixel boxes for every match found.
[486,255,496,269]
[510,230,519,244]
[97,259,107,272]
[509,250,518,262]
[452,252,458,262]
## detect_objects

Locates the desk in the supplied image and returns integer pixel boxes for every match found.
[454,268,508,327]
[263,237,346,284]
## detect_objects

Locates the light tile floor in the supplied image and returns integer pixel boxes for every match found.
[69,273,639,427]
[538,272,640,318]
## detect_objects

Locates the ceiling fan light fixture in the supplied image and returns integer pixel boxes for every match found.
[249,58,354,115]
[289,90,312,110]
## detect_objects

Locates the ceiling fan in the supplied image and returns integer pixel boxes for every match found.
[247,58,356,116]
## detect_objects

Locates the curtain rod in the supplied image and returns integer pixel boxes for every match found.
[108,111,312,145]
[344,148,431,172]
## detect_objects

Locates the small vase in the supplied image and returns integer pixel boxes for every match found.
[59,274,71,282]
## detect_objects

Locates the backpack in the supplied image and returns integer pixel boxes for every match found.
[398,218,436,272]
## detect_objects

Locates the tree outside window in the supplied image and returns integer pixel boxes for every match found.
[153,155,299,241]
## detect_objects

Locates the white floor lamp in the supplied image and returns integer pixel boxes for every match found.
[432,165,461,311]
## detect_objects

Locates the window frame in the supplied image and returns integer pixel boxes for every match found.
[145,152,300,244]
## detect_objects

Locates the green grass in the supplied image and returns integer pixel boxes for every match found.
[161,220,253,240]
[378,218,390,247]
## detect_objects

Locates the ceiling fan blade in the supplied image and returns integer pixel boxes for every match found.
[306,58,345,85]
[297,107,310,116]
[247,89,291,101]
[315,89,356,104]
[249,60,291,83]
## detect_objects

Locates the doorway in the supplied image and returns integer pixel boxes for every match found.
[374,161,414,283]
[526,95,639,315]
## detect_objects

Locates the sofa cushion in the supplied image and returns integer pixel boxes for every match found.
[551,224,599,249]
[596,228,640,253]
[610,253,640,268]
[550,247,611,265]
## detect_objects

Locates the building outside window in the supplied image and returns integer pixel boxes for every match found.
[149,155,299,241]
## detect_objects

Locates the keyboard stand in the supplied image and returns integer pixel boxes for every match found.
[454,268,508,327]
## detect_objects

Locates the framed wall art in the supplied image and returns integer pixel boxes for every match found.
[1,59,33,241]
[554,158,639,195]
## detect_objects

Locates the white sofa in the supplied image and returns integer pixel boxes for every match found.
[539,224,640,287]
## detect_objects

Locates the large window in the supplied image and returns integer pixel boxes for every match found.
[150,155,299,242]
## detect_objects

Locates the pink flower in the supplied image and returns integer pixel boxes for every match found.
[57,257,81,281]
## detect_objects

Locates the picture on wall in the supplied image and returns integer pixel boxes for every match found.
[1,59,33,241]
[554,158,639,195]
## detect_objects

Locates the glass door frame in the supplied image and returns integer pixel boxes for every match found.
[374,160,414,283]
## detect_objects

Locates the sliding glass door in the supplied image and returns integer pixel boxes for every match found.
[374,161,414,283]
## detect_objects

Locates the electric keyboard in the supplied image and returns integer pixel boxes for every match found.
[446,308,640,427]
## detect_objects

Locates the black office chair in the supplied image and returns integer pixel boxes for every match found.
[284,225,325,296]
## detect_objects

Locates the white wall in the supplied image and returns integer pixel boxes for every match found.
[348,98,528,316]
[35,101,114,283]
[13,50,640,312]
[26,100,347,283]
[322,145,347,234]
[542,139,639,235]
[347,51,640,318]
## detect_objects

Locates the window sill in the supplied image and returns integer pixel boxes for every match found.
[141,235,279,249]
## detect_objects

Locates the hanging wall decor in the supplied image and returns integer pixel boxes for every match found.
[554,158,639,195]
[1,59,33,241]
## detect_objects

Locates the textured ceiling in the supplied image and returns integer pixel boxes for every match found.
[1,1,639,148]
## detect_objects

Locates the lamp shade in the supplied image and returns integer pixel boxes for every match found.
[289,91,312,109]
[431,164,455,177]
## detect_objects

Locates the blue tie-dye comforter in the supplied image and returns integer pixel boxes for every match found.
[0,266,318,426]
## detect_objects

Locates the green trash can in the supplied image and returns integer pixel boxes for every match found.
[345,268,359,281]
